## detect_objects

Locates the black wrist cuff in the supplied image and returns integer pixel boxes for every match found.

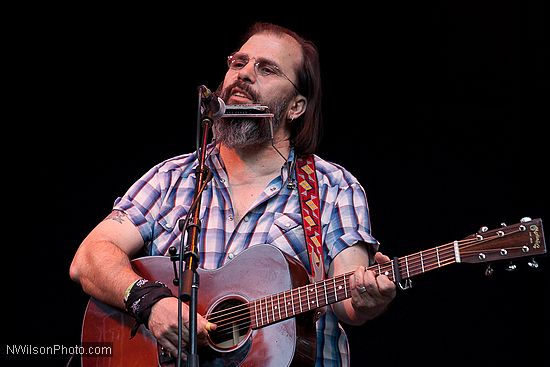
[124,279,174,337]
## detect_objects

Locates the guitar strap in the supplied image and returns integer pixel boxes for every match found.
[295,155,325,283]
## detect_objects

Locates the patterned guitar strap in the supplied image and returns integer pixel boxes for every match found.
[295,155,327,321]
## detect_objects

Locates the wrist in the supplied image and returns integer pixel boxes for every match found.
[124,279,174,337]
[123,278,142,303]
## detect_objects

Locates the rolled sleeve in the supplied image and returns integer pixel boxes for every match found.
[112,166,164,244]
[324,182,379,266]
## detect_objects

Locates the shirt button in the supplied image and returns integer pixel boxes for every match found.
[243,216,249,222]
[270,186,277,191]
[228,253,234,259]
[286,222,291,227]
[220,178,226,183]
[228,215,234,221]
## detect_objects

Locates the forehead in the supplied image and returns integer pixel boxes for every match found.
[238,33,303,71]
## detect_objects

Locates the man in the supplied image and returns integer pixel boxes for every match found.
[70,22,396,366]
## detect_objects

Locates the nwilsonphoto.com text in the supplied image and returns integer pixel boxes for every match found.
[6,342,112,357]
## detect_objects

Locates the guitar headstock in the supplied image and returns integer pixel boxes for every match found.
[459,217,546,264]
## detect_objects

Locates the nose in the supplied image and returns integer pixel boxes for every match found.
[237,60,257,84]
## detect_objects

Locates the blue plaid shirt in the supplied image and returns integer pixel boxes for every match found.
[114,144,378,367]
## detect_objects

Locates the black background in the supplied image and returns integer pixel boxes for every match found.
[4,3,548,366]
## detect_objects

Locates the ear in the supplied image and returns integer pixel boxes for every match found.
[287,94,307,121]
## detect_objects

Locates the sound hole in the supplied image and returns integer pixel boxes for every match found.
[208,298,251,351]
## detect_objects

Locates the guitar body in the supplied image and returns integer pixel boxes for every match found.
[82,244,316,366]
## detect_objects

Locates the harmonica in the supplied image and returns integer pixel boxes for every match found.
[221,104,274,118]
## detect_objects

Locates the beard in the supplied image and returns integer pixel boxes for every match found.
[212,83,293,149]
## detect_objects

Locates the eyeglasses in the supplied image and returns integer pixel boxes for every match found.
[227,52,301,94]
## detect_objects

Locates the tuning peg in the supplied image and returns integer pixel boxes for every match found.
[505,262,517,272]
[520,217,532,223]
[479,226,489,233]
[500,222,507,227]
[527,258,539,269]
[485,264,494,276]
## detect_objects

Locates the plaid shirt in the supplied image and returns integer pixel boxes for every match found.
[114,144,378,367]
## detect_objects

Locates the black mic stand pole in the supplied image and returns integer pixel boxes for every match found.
[175,86,213,367]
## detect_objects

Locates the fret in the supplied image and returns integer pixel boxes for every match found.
[271,295,275,321]
[291,290,295,315]
[313,284,319,308]
[265,297,269,324]
[283,291,288,318]
[343,274,348,298]
[333,277,338,302]
[298,287,303,313]
[323,281,328,305]
[254,300,259,328]
[277,294,281,320]
[258,298,263,326]
[377,263,381,276]
[420,251,425,273]
[405,256,410,278]
[436,247,441,267]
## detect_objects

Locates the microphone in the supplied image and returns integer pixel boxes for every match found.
[199,85,225,119]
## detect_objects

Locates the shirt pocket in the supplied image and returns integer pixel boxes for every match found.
[158,205,190,232]
[268,212,307,260]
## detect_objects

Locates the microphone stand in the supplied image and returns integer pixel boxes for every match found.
[175,87,213,367]
[171,87,273,366]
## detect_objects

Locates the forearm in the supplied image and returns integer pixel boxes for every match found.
[70,240,141,310]
[331,298,384,326]
[328,246,395,325]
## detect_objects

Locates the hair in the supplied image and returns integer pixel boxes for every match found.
[244,22,323,155]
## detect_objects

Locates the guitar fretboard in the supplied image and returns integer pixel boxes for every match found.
[249,243,459,328]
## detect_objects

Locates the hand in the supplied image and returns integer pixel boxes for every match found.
[147,297,216,358]
[349,252,396,320]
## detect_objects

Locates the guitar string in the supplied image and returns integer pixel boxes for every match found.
[206,232,523,333]
[205,255,465,338]
[210,264,469,341]
[207,229,520,322]
[206,237,486,327]
[205,238,472,322]
[206,251,462,332]
[209,233,534,338]
[212,237,537,338]
[207,257,463,335]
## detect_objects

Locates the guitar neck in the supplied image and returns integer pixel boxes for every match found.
[249,242,459,329]
[248,218,546,329]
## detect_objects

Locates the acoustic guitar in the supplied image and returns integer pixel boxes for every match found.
[81,217,546,366]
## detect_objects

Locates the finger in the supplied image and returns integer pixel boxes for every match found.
[197,318,216,345]
[205,321,217,332]
[377,275,397,298]
[353,266,369,290]
[159,328,184,358]
[361,268,382,297]
[374,251,391,264]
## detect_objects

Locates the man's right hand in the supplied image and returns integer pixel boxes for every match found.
[147,297,215,358]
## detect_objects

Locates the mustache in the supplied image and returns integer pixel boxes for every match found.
[221,81,260,103]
